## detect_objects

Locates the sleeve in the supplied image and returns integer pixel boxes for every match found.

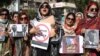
[75,19,85,35]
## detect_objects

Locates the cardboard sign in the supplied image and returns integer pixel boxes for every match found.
[0,24,5,41]
[31,22,51,50]
[84,29,99,49]
[59,35,83,54]
[9,24,28,37]
[30,15,56,37]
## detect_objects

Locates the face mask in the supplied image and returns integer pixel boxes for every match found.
[0,19,8,24]
[87,13,96,18]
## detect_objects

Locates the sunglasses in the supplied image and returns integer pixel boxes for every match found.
[0,13,7,15]
[67,18,75,21]
[41,4,49,8]
[20,17,28,20]
[90,8,98,12]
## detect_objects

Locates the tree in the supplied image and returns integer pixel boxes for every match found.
[27,8,36,19]
[0,0,12,7]
[75,0,89,12]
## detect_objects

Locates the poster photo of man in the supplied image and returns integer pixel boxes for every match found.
[85,29,99,49]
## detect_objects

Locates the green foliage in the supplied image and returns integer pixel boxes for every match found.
[27,8,36,19]
[0,0,12,7]
[75,0,89,12]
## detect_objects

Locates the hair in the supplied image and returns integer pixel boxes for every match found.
[19,12,29,22]
[87,1,99,12]
[0,8,10,19]
[39,2,52,16]
[10,12,20,23]
[65,12,76,23]
[12,12,19,18]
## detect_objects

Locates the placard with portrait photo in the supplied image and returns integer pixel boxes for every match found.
[0,24,5,41]
[9,24,28,37]
[84,29,99,49]
[59,35,83,54]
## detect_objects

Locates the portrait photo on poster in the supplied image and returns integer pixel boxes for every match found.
[84,29,99,49]
[0,24,5,41]
[9,24,28,37]
[59,35,83,54]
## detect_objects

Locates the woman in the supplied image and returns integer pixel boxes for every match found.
[11,12,20,56]
[0,8,12,56]
[19,12,30,56]
[75,12,83,24]
[30,2,56,56]
[10,12,23,56]
[62,12,77,36]
[76,1,100,56]
[11,12,20,24]
[61,12,80,56]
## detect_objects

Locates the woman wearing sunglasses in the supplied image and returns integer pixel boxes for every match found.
[0,8,12,56]
[30,2,56,56]
[62,12,77,36]
[20,12,31,56]
[76,1,100,56]
[61,12,79,56]
[10,12,24,56]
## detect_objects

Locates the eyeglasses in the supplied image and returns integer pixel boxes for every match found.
[20,17,27,20]
[20,17,28,21]
[0,13,7,15]
[41,4,49,8]
[67,18,75,21]
[90,8,98,12]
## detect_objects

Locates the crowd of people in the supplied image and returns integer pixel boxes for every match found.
[0,1,100,56]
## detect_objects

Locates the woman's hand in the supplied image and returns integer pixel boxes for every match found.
[96,43,100,52]
[24,36,28,41]
[29,27,40,34]
[81,28,86,33]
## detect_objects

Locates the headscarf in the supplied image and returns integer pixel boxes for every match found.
[37,2,52,20]
[76,1,100,35]
[63,12,77,36]
[30,2,52,26]
[85,1,99,19]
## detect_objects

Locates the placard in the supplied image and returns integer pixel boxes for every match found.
[0,24,5,41]
[84,29,99,49]
[30,15,55,37]
[9,24,28,37]
[59,35,83,54]
[31,22,51,50]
